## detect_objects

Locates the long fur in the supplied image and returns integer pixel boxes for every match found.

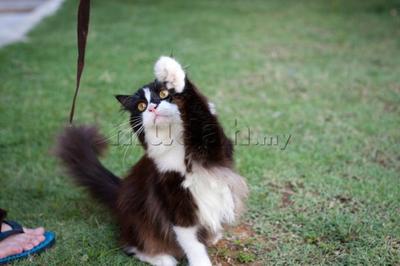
[55,125,121,209]
[55,56,248,266]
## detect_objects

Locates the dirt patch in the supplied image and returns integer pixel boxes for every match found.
[385,236,400,252]
[267,181,304,208]
[363,148,397,170]
[210,223,269,265]
[329,195,360,213]
[280,182,297,208]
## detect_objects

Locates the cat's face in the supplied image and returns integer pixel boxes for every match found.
[116,81,181,134]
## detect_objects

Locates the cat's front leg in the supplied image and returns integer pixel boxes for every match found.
[154,56,230,165]
[173,226,212,266]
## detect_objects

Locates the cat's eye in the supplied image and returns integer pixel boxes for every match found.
[137,102,147,112]
[159,89,169,99]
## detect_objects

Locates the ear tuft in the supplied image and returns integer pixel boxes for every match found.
[208,102,216,115]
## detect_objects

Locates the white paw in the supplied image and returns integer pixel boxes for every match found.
[153,255,177,266]
[126,246,177,266]
[154,56,186,93]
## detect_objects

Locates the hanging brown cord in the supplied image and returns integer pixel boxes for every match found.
[69,0,91,124]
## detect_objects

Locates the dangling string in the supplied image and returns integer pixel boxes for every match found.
[69,0,91,124]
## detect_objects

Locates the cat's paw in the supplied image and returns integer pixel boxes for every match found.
[153,255,177,266]
[154,56,186,93]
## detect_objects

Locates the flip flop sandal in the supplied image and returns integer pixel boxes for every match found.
[0,220,55,265]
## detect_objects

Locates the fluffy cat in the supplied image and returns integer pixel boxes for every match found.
[56,56,248,266]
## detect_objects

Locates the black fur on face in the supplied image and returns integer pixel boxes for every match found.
[115,88,147,145]
[115,80,180,146]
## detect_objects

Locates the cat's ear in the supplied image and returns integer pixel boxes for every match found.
[115,95,132,110]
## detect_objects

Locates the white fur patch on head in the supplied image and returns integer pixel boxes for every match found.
[154,56,186,93]
[142,100,181,128]
[143,87,151,103]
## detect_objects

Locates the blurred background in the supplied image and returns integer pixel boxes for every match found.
[0,0,64,47]
[0,0,399,265]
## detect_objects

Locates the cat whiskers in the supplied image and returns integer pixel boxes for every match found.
[104,125,131,143]
[104,118,142,143]
[122,124,144,168]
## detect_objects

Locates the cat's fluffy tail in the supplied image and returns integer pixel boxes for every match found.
[54,125,121,209]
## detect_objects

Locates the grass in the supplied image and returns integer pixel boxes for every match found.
[0,0,399,265]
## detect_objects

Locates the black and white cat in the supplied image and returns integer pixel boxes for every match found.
[56,56,248,266]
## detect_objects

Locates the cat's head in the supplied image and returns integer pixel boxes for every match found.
[115,80,181,133]
[115,57,187,142]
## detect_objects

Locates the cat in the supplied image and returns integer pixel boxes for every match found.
[55,56,248,266]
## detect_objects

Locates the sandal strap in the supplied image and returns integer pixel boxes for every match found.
[0,220,24,241]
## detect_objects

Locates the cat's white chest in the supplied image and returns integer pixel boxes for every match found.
[145,125,240,232]
[145,124,186,175]
[182,164,236,233]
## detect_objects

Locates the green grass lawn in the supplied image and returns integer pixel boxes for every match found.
[1,0,399,265]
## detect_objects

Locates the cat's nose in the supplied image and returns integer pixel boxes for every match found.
[148,103,158,112]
